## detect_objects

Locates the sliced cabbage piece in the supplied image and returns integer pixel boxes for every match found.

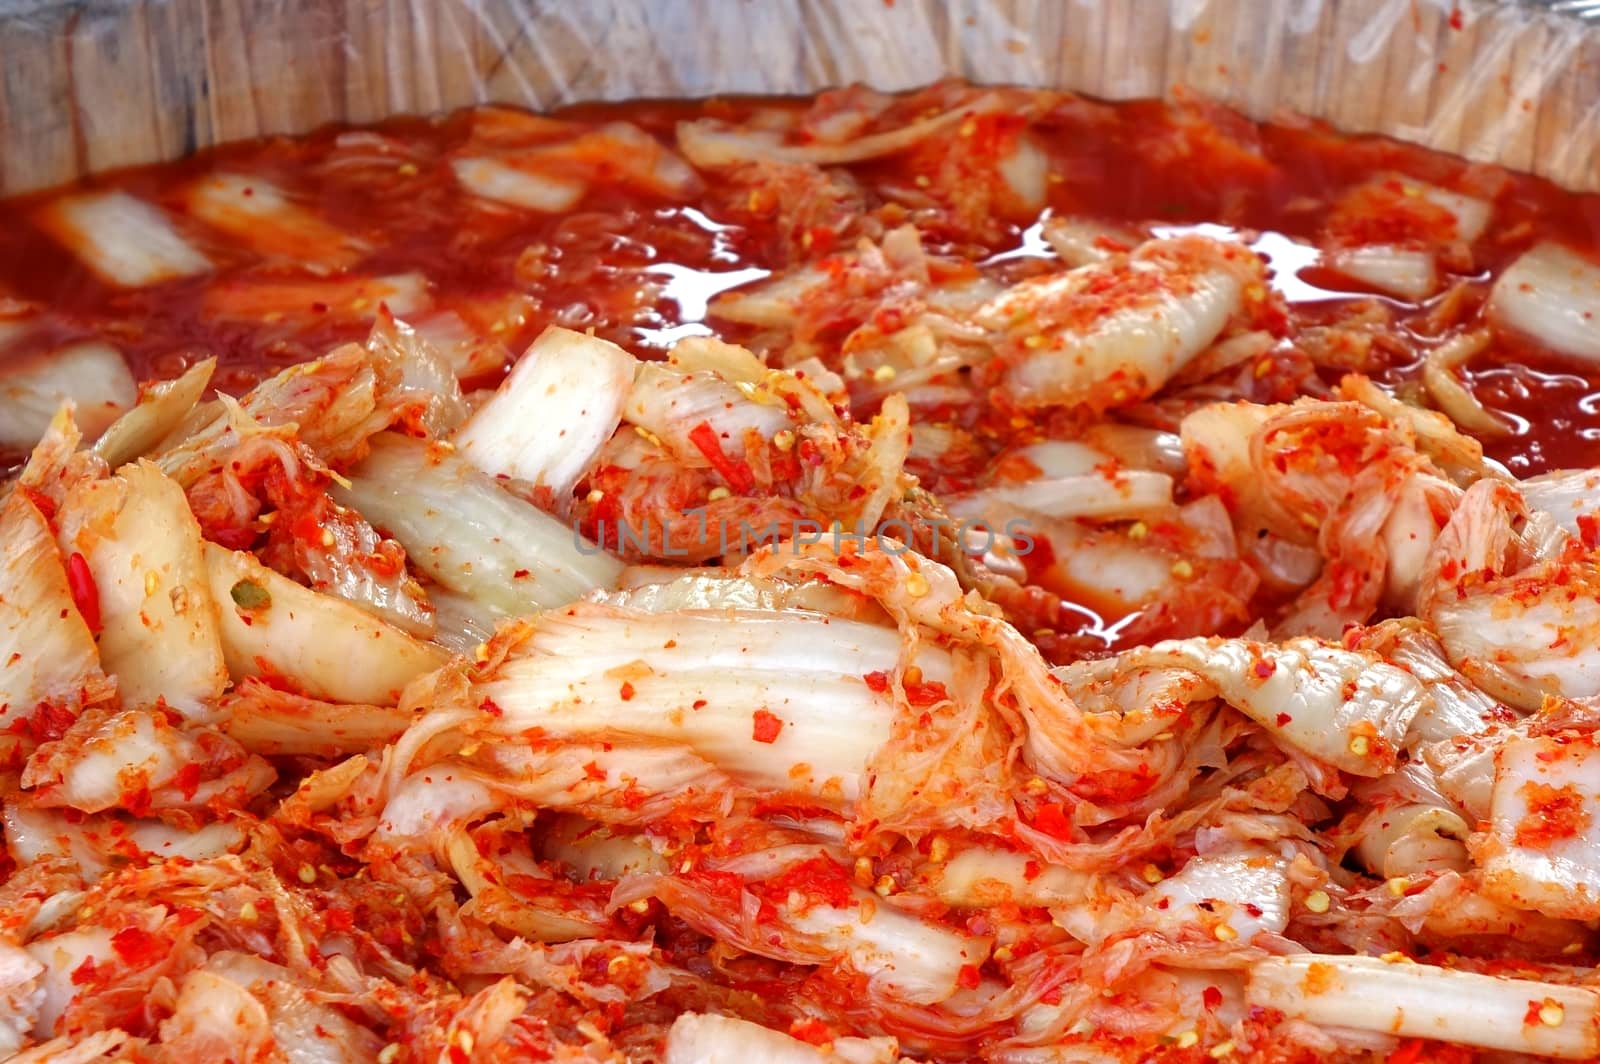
[1143,848,1290,942]
[678,96,1000,168]
[452,326,638,499]
[451,157,588,212]
[1488,243,1600,363]
[929,847,1093,909]
[205,542,445,705]
[335,432,621,618]
[184,173,367,267]
[34,191,210,287]
[25,926,117,1037]
[979,236,1257,411]
[1247,954,1600,1059]
[1323,245,1438,301]
[4,803,242,880]
[622,362,793,462]
[1478,733,1600,920]
[93,357,215,468]
[1132,636,1427,775]
[947,440,1173,523]
[0,493,102,730]
[0,942,41,1056]
[665,1013,899,1064]
[472,606,949,804]
[0,341,136,449]
[202,272,429,327]
[57,461,227,718]
[1520,467,1600,536]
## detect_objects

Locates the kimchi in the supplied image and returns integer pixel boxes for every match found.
[5,80,1600,1062]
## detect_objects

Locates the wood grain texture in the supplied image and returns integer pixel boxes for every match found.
[1,0,1598,194]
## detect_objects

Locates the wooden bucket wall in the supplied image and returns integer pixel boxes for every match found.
[1,0,1597,195]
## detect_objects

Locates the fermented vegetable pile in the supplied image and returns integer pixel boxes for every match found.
[5,82,1600,1062]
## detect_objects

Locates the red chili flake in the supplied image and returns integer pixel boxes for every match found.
[752,709,783,744]
[763,856,854,908]
[173,762,202,801]
[290,509,325,544]
[447,1046,470,1064]
[687,421,755,494]
[477,697,503,717]
[27,701,77,743]
[1022,860,1042,881]
[1030,802,1073,840]
[1448,7,1464,30]
[70,956,99,985]
[619,682,636,702]
[1275,712,1293,726]
[21,486,57,525]
[111,926,166,966]
[122,781,153,817]
[326,908,354,932]
[1523,1000,1545,1026]
[66,552,101,633]
[1253,659,1277,679]
[583,760,606,781]
[1203,984,1224,1010]
[904,679,951,706]
[363,547,404,579]
[957,963,982,989]
[1039,985,1063,1006]
[1515,781,1590,848]
[691,699,707,710]
[512,568,531,579]
[862,670,891,693]
[1387,1039,1427,1064]
[1580,513,1600,550]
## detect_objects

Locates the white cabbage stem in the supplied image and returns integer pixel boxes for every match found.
[0,493,101,731]
[202,272,430,326]
[183,173,366,267]
[1323,245,1438,301]
[979,236,1256,411]
[664,1013,899,1064]
[1141,848,1290,942]
[1131,637,1426,775]
[930,847,1095,909]
[205,542,445,705]
[452,326,637,500]
[1247,954,1600,1058]
[336,432,621,618]
[1354,802,1471,879]
[451,157,588,212]
[947,464,1172,524]
[1041,217,1141,268]
[1479,734,1600,920]
[597,569,876,620]
[57,461,227,718]
[622,362,793,463]
[34,190,210,287]
[1519,467,1600,536]
[1488,242,1600,363]
[472,605,949,804]
[93,357,215,468]
[0,341,136,449]
[677,96,1001,168]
